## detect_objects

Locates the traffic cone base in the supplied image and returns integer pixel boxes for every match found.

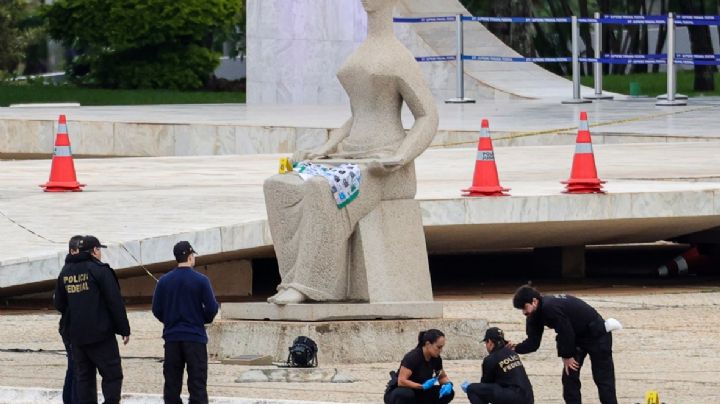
[40,114,85,192]
[462,119,510,197]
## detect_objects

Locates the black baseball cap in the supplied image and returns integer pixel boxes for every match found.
[173,241,197,262]
[482,327,507,344]
[79,235,107,252]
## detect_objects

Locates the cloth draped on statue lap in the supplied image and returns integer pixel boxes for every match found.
[294,162,362,208]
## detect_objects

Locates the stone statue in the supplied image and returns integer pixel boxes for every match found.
[263,0,439,305]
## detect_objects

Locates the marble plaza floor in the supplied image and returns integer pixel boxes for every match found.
[1,141,719,291]
[1,283,719,403]
[1,98,720,158]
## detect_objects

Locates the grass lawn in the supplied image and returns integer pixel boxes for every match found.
[580,70,720,97]
[0,84,245,107]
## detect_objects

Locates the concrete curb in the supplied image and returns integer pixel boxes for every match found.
[0,386,355,404]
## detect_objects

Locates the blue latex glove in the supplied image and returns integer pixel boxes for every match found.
[439,382,453,398]
[461,381,470,393]
[421,377,438,390]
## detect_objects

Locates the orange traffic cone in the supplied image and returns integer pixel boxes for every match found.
[657,246,717,277]
[562,111,605,194]
[40,115,85,192]
[462,119,510,197]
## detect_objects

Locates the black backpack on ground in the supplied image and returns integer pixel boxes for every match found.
[286,336,318,367]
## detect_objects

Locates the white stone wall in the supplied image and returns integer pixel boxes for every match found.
[246,0,368,105]
[246,0,579,104]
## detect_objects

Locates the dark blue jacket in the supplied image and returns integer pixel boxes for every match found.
[151,267,219,344]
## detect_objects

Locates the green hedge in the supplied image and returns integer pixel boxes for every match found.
[45,0,241,90]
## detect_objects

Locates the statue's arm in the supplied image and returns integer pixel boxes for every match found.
[293,117,352,161]
[393,63,439,164]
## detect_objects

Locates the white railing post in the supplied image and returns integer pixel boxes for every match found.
[446,14,475,104]
[657,12,687,105]
[563,16,592,104]
[585,12,613,100]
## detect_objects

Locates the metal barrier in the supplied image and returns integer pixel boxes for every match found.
[394,12,720,106]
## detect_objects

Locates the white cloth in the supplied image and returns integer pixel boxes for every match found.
[604,318,623,332]
[294,162,362,208]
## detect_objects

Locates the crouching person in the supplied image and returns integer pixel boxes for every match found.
[462,327,533,404]
[385,329,455,404]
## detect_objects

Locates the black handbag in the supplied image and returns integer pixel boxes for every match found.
[384,367,400,395]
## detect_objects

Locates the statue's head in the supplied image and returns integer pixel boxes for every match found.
[361,0,397,13]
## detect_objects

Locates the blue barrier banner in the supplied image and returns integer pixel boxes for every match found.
[603,53,666,59]
[600,15,667,24]
[415,55,456,62]
[676,53,720,59]
[602,58,666,65]
[677,58,720,65]
[676,15,720,26]
[463,16,571,23]
[393,16,456,23]
[464,55,571,63]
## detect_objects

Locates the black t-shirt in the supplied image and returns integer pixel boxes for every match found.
[400,347,443,384]
[482,346,534,403]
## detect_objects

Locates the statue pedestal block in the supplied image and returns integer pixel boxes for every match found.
[222,301,442,321]
[208,311,488,364]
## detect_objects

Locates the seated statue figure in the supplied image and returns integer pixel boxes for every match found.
[264,0,439,305]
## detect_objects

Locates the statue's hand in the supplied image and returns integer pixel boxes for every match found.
[366,157,405,175]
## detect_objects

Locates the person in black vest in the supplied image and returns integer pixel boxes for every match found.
[509,285,619,404]
[152,241,219,404]
[461,327,533,404]
[384,329,455,404]
[58,235,83,404]
[54,235,131,404]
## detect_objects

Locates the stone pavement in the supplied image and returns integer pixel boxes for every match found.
[1,282,718,403]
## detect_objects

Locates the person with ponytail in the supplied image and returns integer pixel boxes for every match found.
[384,329,455,404]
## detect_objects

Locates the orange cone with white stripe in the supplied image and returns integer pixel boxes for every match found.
[462,119,509,197]
[657,246,716,277]
[40,115,85,192]
[562,111,605,194]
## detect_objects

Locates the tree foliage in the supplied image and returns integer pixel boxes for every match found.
[44,0,241,89]
[0,0,44,76]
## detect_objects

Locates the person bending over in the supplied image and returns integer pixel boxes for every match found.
[509,285,620,404]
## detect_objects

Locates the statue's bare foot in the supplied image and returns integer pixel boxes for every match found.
[271,288,306,305]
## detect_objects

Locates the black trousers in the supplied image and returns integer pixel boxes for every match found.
[384,386,455,404]
[562,332,617,404]
[73,337,123,404]
[466,383,531,404]
[163,341,208,404]
[62,341,79,404]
